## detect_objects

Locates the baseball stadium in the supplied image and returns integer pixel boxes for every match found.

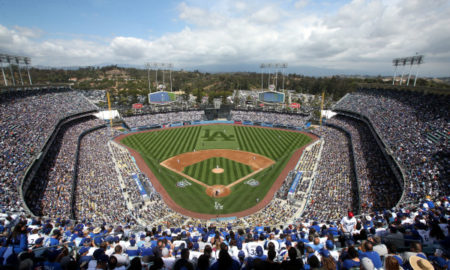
[0,1,449,267]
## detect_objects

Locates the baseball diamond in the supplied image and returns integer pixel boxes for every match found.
[117,124,315,218]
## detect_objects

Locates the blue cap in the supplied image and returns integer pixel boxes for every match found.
[285,240,292,247]
[256,246,263,256]
[35,237,44,245]
[94,237,103,246]
[326,240,334,250]
[130,239,136,246]
[140,234,146,239]
[79,247,90,255]
[238,250,246,258]
[321,249,330,258]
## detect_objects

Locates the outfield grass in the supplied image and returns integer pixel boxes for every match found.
[120,125,312,215]
[183,157,253,186]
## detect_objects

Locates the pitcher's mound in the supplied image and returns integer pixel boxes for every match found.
[206,185,231,198]
[212,167,224,174]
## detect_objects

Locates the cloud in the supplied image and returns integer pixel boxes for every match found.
[294,0,308,9]
[0,0,449,76]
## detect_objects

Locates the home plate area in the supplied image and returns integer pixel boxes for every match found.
[160,149,275,198]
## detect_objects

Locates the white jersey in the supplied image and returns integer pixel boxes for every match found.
[245,242,264,257]
[341,217,357,234]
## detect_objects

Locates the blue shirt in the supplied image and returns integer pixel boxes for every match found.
[360,251,382,268]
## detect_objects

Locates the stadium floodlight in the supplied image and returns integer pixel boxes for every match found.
[24,57,32,85]
[167,63,174,92]
[413,55,424,87]
[6,55,16,86]
[406,56,415,86]
[399,58,408,86]
[145,62,152,92]
[0,55,7,86]
[280,63,288,90]
[392,58,400,85]
[260,64,266,90]
[15,56,24,86]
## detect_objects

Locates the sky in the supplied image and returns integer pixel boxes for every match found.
[0,0,449,76]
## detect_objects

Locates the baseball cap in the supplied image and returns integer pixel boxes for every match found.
[256,246,263,256]
[79,247,90,255]
[348,211,354,218]
[325,240,334,250]
[238,250,246,258]
[285,240,292,247]
[320,249,331,258]
[34,238,44,245]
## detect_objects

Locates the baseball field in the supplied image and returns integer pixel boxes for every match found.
[118,124,314,218]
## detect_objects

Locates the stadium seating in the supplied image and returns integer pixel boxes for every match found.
[0,87,448,269]
[334,88,449,204]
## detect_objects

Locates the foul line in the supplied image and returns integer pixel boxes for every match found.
[160,162,270,191]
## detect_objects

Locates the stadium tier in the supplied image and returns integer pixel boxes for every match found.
[0,87,448,269]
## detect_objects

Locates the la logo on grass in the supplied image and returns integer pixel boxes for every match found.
[202,129,235,141]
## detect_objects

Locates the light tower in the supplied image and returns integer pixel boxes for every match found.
[145,62,151,91]
[413,55,424,87]
[260,64,266,90]
[24,57,32,85]
[280,63,288,90]
[406,56,415,86]
[6,55,15,86]
[399,58,408,86]
[392,58,400,85]
[15,56,24,86]
[0,55,7,86]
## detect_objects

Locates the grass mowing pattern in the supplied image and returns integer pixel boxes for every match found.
[183,157,253,186]
[120,125,312,215]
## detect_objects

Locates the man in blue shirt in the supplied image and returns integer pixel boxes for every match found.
[359,241,382,269]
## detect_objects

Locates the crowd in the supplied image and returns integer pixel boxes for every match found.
[109,142,189,228]
[328,115,402,212]
[76,127,134,224]
[27,116,104,217]
[230,111,310,127]
[302,125,357,221]
[335,88,449,203]
[0,89,97,213]
[0,196,447,270]
[124,111,204,128]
